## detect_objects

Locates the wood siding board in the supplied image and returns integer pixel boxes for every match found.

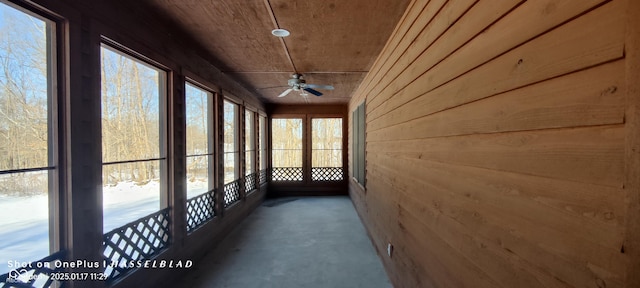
[370,9,624,132]
[371,153,625,257]
[349,0,630,287]
[356,0,430,99]
[369,0,523,103]
[363,0,456,105]
[399,192,604,288]
[368,61,625,138]
[398,209,506,288]
[366,0,477,111]
[365,177,475,288]
[366,0,616,122]
[370,149,625,229]
[370,154,626,286]
[366,198,439,288]
[397,185,581,288]
[369,125,625,187]
[364,164,552,287]
[368,169,499,287]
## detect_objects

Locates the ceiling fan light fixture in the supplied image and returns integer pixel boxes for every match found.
[271,28,290,38]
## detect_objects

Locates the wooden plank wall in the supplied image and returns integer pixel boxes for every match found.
[348,0,639,287]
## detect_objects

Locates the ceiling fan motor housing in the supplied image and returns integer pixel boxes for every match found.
[288,76,306,90]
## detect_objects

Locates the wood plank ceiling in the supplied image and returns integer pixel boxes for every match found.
[140,0,410,104]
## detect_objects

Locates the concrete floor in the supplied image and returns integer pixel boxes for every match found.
[177,196,391,288]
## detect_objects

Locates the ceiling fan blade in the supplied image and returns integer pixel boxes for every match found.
[278,88,293,97]
[304,84,334,90]
[303,88,323,97]
[258,85,290,90]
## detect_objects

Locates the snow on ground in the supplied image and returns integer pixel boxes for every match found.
[186,179,209,199]
[0,179,210,274]
[102,180,161,232]
[0,194,49,275]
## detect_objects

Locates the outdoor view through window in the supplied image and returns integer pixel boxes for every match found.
[312,118,343,181]
[0,2,54,274]
[186,82,213,199]
[223,100,239,184]
[101,45,166,233]
[271,118,303,181]
[245,110,255,176]
[259,116,266,172]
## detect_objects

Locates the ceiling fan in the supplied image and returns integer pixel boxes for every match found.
[278,73,334,97]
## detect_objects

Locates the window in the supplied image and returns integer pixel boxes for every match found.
[185,82,214,199]
[100,44,167,232]
[0,2,57,274]
[271,118,303,181]
[223,100,239,184]
[353,103,365,186]
[312,118,343,181]
[244,109,255,176]
[259,115,267,172]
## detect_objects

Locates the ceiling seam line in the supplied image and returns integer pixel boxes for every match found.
[262,0,297,73]
[222,71,369,74]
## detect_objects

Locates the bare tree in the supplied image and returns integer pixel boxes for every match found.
[185,83,209,184]
[0,8,49,195]
[101,47,162,186]
[272,118,303,168]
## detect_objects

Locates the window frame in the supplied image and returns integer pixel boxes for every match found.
[244,108,256,176]
[99,41,170,232]
[258,114,267,173]
[270,115,305,182]
[352,102,366,187]
[310,117,344,182]
[311,117,344,168]
[184,80,216,198]
[0,0,63,261]
[222,98,240,184]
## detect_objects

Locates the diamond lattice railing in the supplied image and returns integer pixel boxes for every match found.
[245,173,257,194]
[102,208,171,282]
[271,167,303,181]
[186,190,216,232]
[223,179,241,208]
[311,167,344,181]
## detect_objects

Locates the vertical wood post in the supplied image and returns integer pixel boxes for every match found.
[216,90,225,217]
[171,73,187,247]
[254,112,259,189]
[239,104,247,200]
[66,16,104,288]
[304,115,311,184]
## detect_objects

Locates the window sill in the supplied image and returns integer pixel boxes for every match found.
[351,177,366,192]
